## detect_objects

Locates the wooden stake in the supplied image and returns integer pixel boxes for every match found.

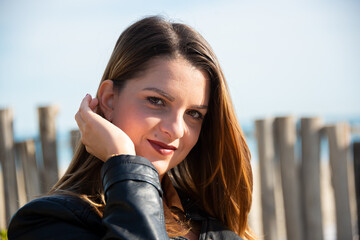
[325,123,353,240]
[354,142,360,235]
[275,116,304,240]
[300,117,323,240]
[15,140,41,201]
[255,118,278,240]
[38,105,59,192]
[0,108,19,227]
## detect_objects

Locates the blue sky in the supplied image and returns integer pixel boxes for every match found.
[1,0,359,138]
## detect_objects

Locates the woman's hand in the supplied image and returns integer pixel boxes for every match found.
[75,94,136,161]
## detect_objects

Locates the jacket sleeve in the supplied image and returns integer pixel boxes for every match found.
[101,155,169,240]
[7,155,169,240]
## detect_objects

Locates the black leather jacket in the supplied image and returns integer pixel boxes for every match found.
[8,155,243,240]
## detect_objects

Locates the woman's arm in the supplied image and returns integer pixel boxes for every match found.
[101,155,168,239]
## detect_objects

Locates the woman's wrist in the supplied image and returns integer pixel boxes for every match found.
[105,145,136,162]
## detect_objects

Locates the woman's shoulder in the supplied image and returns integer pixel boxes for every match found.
[8,195,103,239]
[12,194,98,220]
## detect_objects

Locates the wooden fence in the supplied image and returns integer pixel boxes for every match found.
[0,106,65,228]
[255,117,359,240]
[0,107,359,240]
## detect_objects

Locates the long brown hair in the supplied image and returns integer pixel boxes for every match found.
[50,16,255,239]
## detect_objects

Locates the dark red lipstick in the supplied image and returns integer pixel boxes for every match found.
[148,139,177,156]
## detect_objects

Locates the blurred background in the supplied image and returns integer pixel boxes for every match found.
[1,0,359,139]
[1,0,360,239]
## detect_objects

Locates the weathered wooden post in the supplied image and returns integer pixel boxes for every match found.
[0,170,4,230]
[70,129,81,155]
[0,108,19,227]
[38,105,59,192]
[275,116,304,240]
[13,147,27,208]
[325,123,353,240]
[15,140,41,201]
[255,118,278,240]
[300,117,323,240]
[354,141,360,235]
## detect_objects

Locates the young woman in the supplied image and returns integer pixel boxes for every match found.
[8,16,255,240]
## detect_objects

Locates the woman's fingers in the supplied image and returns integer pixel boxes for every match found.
[89,97,99,111]
[75,111,84,130]
[75,94,92,131]
[77,94,99,126]
[76,94,96,147]
[79,94,93,116]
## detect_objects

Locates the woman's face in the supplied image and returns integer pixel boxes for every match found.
[111,57,210,180]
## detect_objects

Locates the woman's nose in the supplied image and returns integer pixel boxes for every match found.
[159,112,185,140]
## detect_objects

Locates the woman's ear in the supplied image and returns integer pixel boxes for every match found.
[97,80,115,121]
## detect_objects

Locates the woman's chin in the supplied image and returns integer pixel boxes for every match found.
[147,158,169,177]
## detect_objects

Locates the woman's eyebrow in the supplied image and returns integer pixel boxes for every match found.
[191,105,208,110]
[142,87,208,109]
[142,87,175,102]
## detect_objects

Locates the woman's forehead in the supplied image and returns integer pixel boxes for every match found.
[124,57,210,104]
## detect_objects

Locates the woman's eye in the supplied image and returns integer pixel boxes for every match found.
[147,97,165,106]
[187,110,203,120]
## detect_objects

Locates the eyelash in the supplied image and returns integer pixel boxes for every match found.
[146,96,165,106]
[187,110,204,120]
[146,96,204,121]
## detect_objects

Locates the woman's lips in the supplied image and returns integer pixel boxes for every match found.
[148,139,177,156]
